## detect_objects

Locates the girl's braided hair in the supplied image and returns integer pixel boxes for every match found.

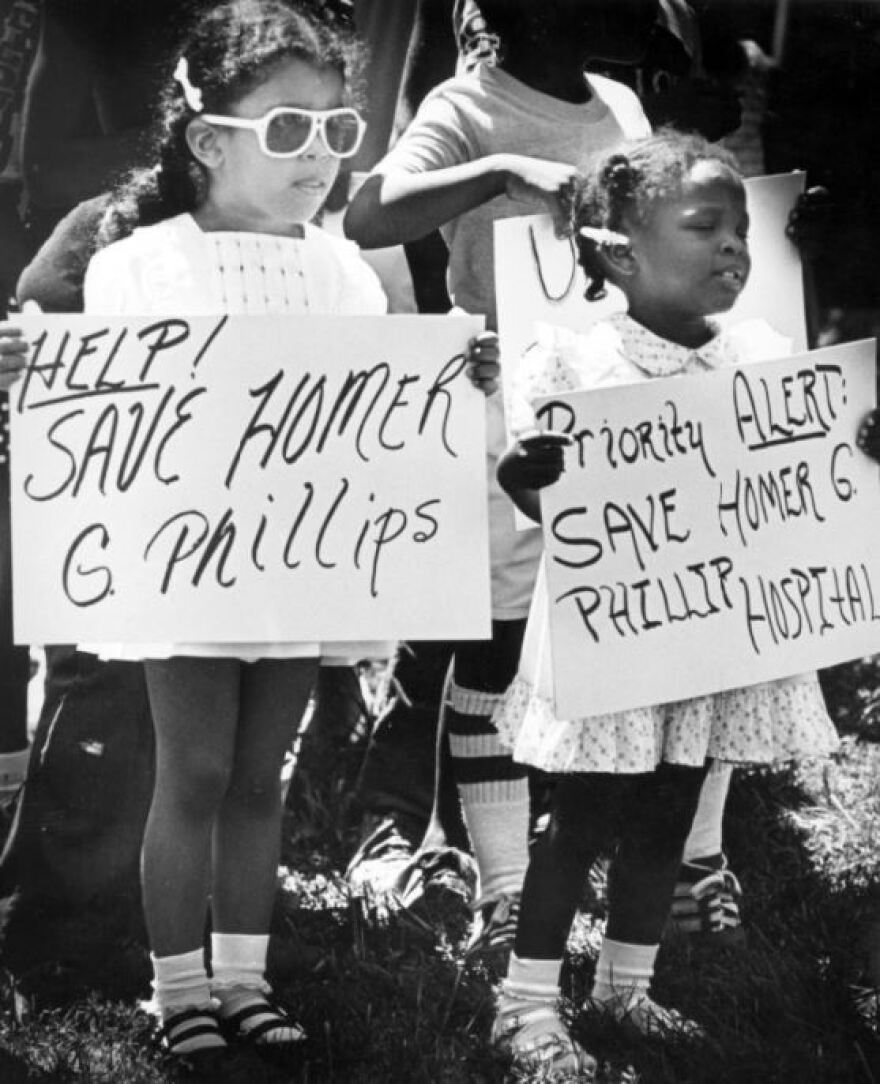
[97,0,364,250]
[566,128,742,301]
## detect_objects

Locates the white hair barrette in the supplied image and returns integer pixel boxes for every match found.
[579,226,630,249]
[173,56,204,113]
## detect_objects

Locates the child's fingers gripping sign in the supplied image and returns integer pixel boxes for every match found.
[857,408,880,463]
[498,429,573,491]
[465,331,501,395]
[0,302,40,391]
[0,326,28,392]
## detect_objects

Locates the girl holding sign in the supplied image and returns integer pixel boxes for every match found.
[491,129,858,1069]
[72,2,381,1071]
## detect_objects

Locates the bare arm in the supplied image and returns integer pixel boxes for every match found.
[502,480,544,525]
[344,153,580,249]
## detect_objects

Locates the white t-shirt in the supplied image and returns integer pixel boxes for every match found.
[377,65,650,619]
[379,65,650,332]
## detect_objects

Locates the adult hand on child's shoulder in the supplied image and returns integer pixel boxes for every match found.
[857,409,880,463]
[465,332,500,396]
[497,430,572,494]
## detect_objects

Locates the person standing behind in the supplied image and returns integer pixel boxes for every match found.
[344,0,657,957]
[344,0,756,936]
[19,0,194,247]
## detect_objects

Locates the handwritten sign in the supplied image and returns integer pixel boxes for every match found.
[495,172,808,370]
[10,314,491,644]
[537,339,880,719]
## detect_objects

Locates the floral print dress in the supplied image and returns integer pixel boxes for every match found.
[494,313,840,773]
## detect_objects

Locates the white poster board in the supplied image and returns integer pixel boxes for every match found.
[495,172,808,370]
[10,314,491,644]
[537,339,880,719]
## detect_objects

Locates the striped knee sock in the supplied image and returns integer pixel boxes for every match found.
[447,680,530,901]
[683,761,733,863]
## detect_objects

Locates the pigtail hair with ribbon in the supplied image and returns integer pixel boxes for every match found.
[571,154,638,302]
[173,57,204,113]
[97,0,366,250]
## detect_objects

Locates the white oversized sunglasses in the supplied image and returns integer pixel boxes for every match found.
[200,105,366,159]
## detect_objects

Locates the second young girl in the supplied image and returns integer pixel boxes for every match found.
[491,129,857,1074]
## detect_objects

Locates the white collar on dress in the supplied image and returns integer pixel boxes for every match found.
[609,311,739,377]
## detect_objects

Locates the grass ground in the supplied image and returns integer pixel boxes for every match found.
[0,658,878,1083]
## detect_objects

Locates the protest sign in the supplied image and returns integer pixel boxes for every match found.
[494,172,808,370]
[10,314,491,644]
[536,339,880,719]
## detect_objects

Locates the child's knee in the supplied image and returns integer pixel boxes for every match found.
[160,753,233,819]
[224,768,283,815]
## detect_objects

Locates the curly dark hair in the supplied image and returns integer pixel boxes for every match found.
[568,128,742,300]
[98,0,364,248]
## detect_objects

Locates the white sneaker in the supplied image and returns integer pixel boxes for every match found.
[492,997,596,1078]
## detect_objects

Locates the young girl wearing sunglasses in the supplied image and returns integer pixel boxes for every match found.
[67,1,382,1073]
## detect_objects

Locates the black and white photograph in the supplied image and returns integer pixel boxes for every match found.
[0,1,879,1081]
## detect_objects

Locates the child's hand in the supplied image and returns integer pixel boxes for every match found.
[497,430,572,494]
[0,324,29,392]
[857,409,880,463]
[785,186,839,261]
[465,332,500,396]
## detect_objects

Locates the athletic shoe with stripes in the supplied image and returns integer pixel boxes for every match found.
[670,854,746,946]
[467,892,521,962]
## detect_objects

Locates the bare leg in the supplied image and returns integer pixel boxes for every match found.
[142,657,241,957]
[212,658,318,934]
[607,762,708,944]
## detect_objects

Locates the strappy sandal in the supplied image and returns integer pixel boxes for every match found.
[219,993,306,1050]
[155,1006,226,1055]
[492,1000,596,1078]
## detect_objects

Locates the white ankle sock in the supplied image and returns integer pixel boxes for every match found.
[591,939,658,1007]
[210,932,268,991]
[211,933,302,1045]
[501,953,562,1004]
[683,761,733,863]
[0,747,30,796]
[151,948,222,1053]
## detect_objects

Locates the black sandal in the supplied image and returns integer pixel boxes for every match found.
[220,995,306,1049]
[156,1005,226,1055]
